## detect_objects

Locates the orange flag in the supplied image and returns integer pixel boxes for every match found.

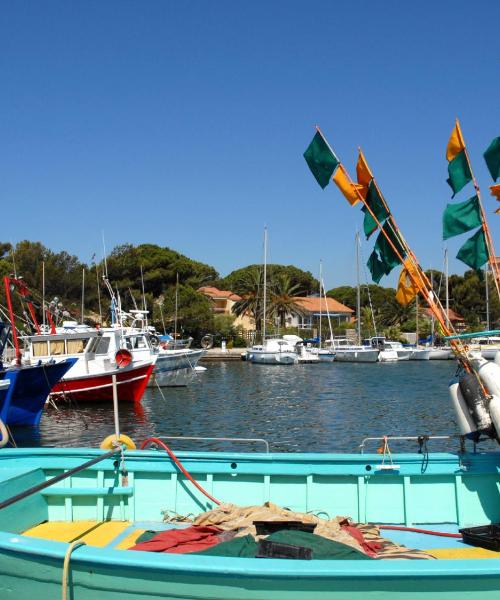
[446,120,466,162]
[395,259,420,306]
[332,164,362,206]
[490,184,500,200]
[356,149,373,198]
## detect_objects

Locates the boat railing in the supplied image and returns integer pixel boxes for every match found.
[154,435,270,453]
[358,434,464,454]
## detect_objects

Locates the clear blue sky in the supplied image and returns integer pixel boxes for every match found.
[1,1,498,289]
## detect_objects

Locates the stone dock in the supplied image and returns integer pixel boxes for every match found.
[199,348,246,361]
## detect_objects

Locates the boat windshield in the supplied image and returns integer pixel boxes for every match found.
[87,336,111,355]
[125,335,151,350]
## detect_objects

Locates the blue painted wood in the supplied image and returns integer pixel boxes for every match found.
[0,447,499,598]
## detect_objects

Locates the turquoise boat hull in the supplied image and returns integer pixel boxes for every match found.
[0,447,499,598]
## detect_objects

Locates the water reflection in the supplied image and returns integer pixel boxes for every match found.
[9,361,498,453]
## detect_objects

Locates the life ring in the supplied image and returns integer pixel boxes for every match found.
[0,418,9,448]
[201,334,214,349]
[99,434,136,450]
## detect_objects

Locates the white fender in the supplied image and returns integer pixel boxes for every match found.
[471,355,500,397]
[449,382,476,435]
[0,418,9,448]
[469,355,500,437]
[488,394,500,438]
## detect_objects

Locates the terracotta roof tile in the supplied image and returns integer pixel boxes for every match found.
[198,286,242,302]
[292,296,354,314]
[424,307,464,321]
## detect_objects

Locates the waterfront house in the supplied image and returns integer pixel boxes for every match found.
[288,296,354,330]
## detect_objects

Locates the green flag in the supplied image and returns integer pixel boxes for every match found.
[447,149,472,197]
[374,221,405,273]
[484,137,500,182]
[456,227,488,270]
[367,250,388,284]
[443,195,482,240]
[362,180,389,239]
[303,131,340,189]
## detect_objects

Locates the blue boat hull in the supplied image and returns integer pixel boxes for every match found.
[0,360,76,426]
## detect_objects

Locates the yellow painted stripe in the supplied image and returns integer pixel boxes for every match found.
[427,547,500,559]
[115,529,147,550]
[24,521,131,547]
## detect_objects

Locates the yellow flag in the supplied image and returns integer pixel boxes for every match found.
[356,149,373,198]
[490,184,500,201]
[332,165,362,206]
[446,120,466,162]
[395,259,420,306]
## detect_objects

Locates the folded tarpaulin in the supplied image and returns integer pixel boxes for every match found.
[129,525,227,554]
[341,524,381,557]
[192,530,373,560]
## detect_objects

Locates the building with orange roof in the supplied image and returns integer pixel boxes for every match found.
[198,286,253,330]
[289,296,354,330]
[423,307,466,332]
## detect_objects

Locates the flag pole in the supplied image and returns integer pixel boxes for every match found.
[315,128,470,365]
[357,148,462,345]
[457,119,500,300]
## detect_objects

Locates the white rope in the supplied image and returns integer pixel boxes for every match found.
[61,540,86,600]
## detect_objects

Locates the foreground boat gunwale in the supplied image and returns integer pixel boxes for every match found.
[1,530,500,578]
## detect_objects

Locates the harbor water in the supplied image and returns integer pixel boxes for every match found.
[10,361,498,453]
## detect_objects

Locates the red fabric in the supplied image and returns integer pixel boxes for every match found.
[130,525,223,554]
[341,525,382,557]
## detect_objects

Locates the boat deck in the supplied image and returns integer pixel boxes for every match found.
[22,520,500,559]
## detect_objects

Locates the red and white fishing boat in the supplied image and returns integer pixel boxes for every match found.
[22,323,156,402]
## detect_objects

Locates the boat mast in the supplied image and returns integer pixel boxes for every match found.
[262,227,267,343]
[140,264,148,329]
[96,262,103,325]
[318,260,322,347]
[356,231,361,344]
[416,294,419,345]
[430,271,435,344]
[485,265,490,331]
[81,268,85,324]
[42,261,46,331]
[174,272,179,344]
[445,247,450,329]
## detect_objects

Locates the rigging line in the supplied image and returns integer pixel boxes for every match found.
[358,240,379,338]
[351,144,469,361]
[461,135,500,301]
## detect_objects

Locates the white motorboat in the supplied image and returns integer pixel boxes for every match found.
[246,338,297,365]
[327,337,379,362]
[409,348,431,360]
[472,337,500,361]
[364,337,410,361]
[428,347,454,360]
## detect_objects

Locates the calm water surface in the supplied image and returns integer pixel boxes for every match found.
[11,361,497,453]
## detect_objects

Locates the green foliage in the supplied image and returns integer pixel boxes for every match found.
[153,284,213,342]
[220,264,318,296]
[107,243,218,297]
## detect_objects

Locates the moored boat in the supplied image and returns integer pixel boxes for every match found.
[0,359,76,426]
[330,337,379,362]
[0,442,499,599]
[23,325,156,403]
[246,337,297,365]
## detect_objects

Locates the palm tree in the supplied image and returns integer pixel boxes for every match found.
[268,273,305,329]
[379,298,415,328]
[231,267,263,335]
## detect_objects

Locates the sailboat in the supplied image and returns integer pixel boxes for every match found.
[246,228,297,365]
[328,234,379,362]
[428,251,454,360]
